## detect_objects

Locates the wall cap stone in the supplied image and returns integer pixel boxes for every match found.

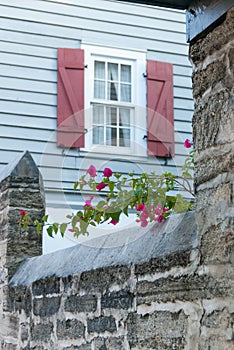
[10,211,197,286]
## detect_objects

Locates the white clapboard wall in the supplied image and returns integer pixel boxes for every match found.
[0,0,193,215]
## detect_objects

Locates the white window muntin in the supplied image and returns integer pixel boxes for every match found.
[94,60,132,103]
[92,102,133,148]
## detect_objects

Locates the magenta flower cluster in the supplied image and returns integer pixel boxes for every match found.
[136,203,169,228]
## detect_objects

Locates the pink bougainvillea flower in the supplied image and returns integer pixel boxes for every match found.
[84,196,94,208]
[141,220,148,227]
[103,167,113,177]
[68,228,75,232]
[109,219,118,225]
[156,214,163,223]
[86,165,97,177]
[155,204,162,215]
[135,203,145,211]
[163,207,169,213]
[20,210,26,217]
[184,139,192,148]
[96,183,108,191]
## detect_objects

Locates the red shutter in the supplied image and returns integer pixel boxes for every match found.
[57,48,85,148]
[147,60,174,158]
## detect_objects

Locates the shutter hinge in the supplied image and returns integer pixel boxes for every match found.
[143,73,147,78]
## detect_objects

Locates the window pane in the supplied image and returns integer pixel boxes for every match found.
[106,107,117,126]
[121,84,131,102]
[93,105,104,124]
[94,61,105,79]
[119,128,130,147]
[108,63,118,81]
[108,82,118,101]
[121,64,131,83]
[106,127,117,146]
[94,81,105,99]
[93,126,104,144]
[119,108,130,126]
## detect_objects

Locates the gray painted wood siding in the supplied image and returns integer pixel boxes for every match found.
[0,0,193,208]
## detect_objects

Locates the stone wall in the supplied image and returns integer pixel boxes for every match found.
[190,6,234,349]
[0,151,45,349]
[4,210,200,350]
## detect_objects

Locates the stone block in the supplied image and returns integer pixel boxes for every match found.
[193,89,232,151]
[189,7,234,65]
[101,289,134,310]
[31,321,54,342]
[1,343,17,350]
[79,266,131,293]
[198,307,234,349]
[127,311,187,349]
[136,274,232,305]
[192,59,227,99]
[87,316,116,334]
[32,276,60,296]
[65,345,91,350]
[200,224,234,264]
[65,294,97,313]
[92,336,125,350]
[33,296,61,317]
[135,250,192,276]
[57,319,85,340]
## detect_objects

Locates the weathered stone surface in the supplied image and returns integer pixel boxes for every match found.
[87,316,117,334]
[65,345,91,350]
[32,276,60,296]
[189,7,234,65]
[135,250,192,276]
[193,89,232,151]
[200,224,234,264]
[92,336,125,350]
[127,311,187,349]
[195,146,233,186]
[31,321,54,341]
[33,296,61,317]
[79,266,131,293]
[101,289,134,310]
[192,59,227,99]
[136,274,233,304]
[57,319,85,340]
[198,307,234,350]
[65,294,97,313]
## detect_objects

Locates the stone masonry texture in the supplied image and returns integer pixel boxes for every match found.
[0,6,234,350]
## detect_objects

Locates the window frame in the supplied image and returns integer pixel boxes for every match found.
[82,44,147,156]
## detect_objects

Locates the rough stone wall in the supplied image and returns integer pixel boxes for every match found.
[190,6,234,349]
[2,210,198,350]
[0,151,45,349]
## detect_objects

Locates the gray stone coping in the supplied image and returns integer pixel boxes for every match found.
[10,211,197,286]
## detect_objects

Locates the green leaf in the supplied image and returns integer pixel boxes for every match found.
[42,215,48,222]
[36,222,43,234]
[74,181,79,190]
[60,223,67,237]
[47,226,53,238]
[53,222,59,234]
[109,181,115,192]
[123,206,129,216]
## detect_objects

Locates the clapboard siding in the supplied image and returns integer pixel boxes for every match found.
[0,0,193,209]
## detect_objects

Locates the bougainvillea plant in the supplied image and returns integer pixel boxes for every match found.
[19,140,194,238]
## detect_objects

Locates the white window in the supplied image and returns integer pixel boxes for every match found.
[83,44,147,156]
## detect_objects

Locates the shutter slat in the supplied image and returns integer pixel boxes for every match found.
[147,60,174,158]
[57,48,85,148]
